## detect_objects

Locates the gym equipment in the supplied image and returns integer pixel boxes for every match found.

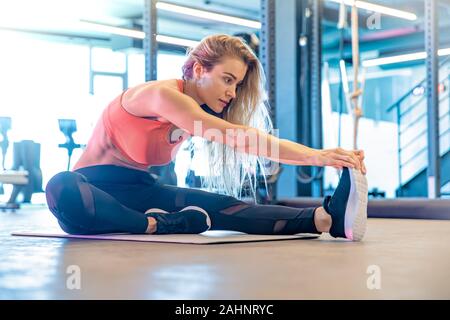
[58,119,81,171]
[337,1,366,150]
[0,117,11,171]
[350,3,362,149]
[278,197,450,220]
[0,119,42,211]
[255,165,282,204]
[0,170,28,211]
[0,117,11,196]
[0,140,43,211]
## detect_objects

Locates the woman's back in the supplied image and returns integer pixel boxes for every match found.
[73,79,190,171]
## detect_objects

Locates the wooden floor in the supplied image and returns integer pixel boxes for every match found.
[1,204,449,299]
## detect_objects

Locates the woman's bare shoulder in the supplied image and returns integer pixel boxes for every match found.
[122,79,181,118]
[128,78,179,95]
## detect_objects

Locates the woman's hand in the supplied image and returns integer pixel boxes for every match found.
[311,148,367,174]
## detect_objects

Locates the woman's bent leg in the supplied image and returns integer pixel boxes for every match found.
[45,171,148,235]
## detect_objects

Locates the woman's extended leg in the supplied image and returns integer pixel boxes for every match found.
[143,167,367,239]
[45,165,366,239]
[143,183,323,235]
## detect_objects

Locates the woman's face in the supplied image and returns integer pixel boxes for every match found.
[194,57,248,113]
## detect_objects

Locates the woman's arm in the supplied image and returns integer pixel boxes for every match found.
[123,83,244,140]
[125,84,364,171]
[230,127,364,171]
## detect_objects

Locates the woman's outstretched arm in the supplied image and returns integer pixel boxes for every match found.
[124,84,365,172]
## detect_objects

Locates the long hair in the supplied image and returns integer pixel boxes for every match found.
[182,34,276,200]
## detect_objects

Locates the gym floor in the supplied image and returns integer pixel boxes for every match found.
[1,205,449,299]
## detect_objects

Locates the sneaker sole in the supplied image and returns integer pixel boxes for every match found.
[145,208,169,214]
[180,206,212,231]
[344,169,368,241]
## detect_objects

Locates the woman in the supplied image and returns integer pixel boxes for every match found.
[45,34,368,241]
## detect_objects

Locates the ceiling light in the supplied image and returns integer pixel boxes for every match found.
[362,52,427,67]
[78,20,145,39]
[156,35,199,47]
[78,20,199,47]
[362,48,450,67]
[438,48,450,56]
[156,2,261,29]
[328,0,417,21]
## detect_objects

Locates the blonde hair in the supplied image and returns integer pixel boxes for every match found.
[182,34,276,200]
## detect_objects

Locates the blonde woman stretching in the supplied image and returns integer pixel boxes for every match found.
[45,34,368,241]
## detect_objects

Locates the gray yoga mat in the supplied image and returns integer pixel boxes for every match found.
[11,230,320,244]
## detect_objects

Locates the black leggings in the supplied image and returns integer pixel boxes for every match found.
[45,165,320,235]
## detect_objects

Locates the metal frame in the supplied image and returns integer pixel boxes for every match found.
[260,0,276,121]
[261,0,303,199]
[309,0,324,197]
[260,0,324,199]
[297,0,324,197]
[143,0,158,81]
[425,0,441,198]
[260,0,278,202]
[88,47,128,94]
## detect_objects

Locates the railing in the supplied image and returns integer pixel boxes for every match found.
[386,57,450,195]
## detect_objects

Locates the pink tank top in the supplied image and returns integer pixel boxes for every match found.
[73,80,190,171]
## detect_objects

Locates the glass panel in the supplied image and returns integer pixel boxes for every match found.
[128,52,187,84]
[0,30,93,202]
[128,53,145,87]
[91,47,126,73]
[93,75,124,100]
[321,1,428,198]
[157,52,186,80]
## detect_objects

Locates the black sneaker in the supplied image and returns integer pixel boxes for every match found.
[145,206,211,234]
[322,168,368,241]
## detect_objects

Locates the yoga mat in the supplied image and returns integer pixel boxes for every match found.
[11,230,319,245]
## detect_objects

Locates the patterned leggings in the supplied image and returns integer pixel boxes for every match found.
[45,165,320,235]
